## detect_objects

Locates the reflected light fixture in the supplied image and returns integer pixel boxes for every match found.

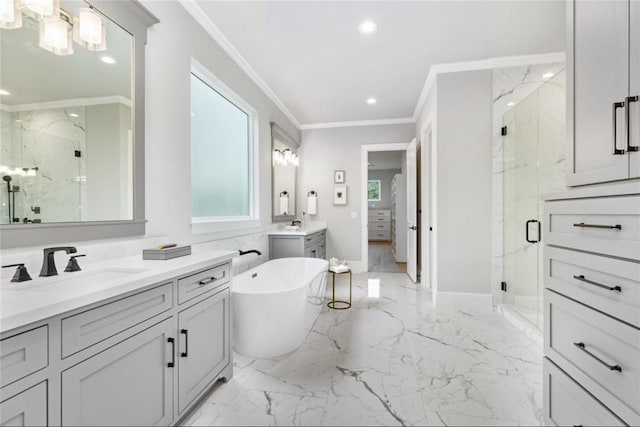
[73,7,106,51]
[507,101,515,107]
[39,14,73,55]
[0,89,10,96]
[100,55,116,64]
[366,97,376,104]
[21,0,59,21]
[273,148,299,167]
[542,72,555,79]
[358,20,377,34]
[0,0,22,29]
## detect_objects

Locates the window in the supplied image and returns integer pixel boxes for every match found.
[368,180,381,201]
[190,62,257,225]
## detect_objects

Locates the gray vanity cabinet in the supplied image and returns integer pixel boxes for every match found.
[270,230,326,260]
[177,288,230,414]
[61,317,174,426]
[0,381,47,426]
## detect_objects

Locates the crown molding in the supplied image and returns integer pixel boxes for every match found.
[411,51,566,121]
[178,0,301,130]
[300,117,415,130]
[1,96,131,113]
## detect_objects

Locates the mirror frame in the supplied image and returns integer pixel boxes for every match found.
[0,0,158,249]
[271,122,299,223]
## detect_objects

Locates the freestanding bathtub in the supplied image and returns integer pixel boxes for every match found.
[232,257,328,358]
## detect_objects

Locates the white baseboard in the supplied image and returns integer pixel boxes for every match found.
[496,304,543,346]
[434,291,493,312]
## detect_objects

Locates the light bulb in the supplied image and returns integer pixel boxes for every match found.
[73,7,106,51]
[21,0,59,20]
[0,0,22,29]
[39,16,73,55]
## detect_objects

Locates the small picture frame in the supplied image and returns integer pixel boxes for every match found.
[333,185,347,205]
[334,170,345,184]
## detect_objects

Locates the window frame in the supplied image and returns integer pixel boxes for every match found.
[367,179,381,202]
[190,58,260,237]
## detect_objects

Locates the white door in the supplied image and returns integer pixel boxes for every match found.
[630,0,640,178]
[569,0,629,185]
[406,138,418,282]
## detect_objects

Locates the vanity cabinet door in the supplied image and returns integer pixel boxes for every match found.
[0,382,47,427]
[61,318,174,426]
[177,288,230,414]
[569,0,630,185]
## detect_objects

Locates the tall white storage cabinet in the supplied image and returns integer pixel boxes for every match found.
[568,0,640,186]
[391,174,407,262]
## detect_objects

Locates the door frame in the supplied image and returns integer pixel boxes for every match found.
[420,114,437,299]
[361,142,411,272]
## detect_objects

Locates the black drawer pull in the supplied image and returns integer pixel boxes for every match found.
[180,329,189,357]
[198,271,224,286]
[573,222,622,230]
[573,342,622,372]
[573,275,621,292]
[167,337,175,368]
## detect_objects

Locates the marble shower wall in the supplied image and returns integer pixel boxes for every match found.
[491,64,566,316]
[1,106,86,224]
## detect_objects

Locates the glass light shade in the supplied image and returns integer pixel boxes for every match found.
[39,16,73,55]
[21,0,58,20]
[0,0,22,29]
[73,7,106,51]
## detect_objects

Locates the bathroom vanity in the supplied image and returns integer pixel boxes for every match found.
[268,224,327,260]
[0,250,235,426]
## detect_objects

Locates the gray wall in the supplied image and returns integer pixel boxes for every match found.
[298,124,415,261]
[367,169,401,210]
[141,1,299,243]
[435,70,492,295]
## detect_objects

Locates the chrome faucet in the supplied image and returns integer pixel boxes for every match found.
[40,246,77,277]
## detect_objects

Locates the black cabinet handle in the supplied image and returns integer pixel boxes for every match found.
[613,101,625,155]
[626,95,639,152]
[573,342,621,372]
[572,222,621,230]
[573,275,621,292]
[181,329,189,357]
[167,337,175,368]
[199,271,224,286]
[525,219,541,243]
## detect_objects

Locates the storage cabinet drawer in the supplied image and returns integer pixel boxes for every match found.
[544,289,640,420]
[0,326,48,388]
[0,381,47,426]
[368,210,390,219]
[543,358,624,426]
[304,231,325,248]
[545,246,640,328]
[178,263,230,304]
[370,223,390,231]
[544,196,640,261]
[368,230,390,240]
[369,216,390,223]
[61,283,173,358]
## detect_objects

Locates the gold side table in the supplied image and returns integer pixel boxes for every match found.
[327,268,352,310]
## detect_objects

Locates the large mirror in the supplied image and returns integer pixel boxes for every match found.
[271,123,299,222]
[0,0,157,248]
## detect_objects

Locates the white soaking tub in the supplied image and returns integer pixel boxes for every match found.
[232,257,328,358]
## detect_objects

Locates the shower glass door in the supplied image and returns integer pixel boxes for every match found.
[502,91,542,328]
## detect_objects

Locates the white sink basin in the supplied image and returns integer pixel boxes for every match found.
[2,267,148,294]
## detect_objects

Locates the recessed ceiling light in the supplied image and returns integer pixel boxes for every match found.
[366,97,377,105]
[68,113,79,118]
[358,20,377,34]
[507,102,515,107]
[542,72,554,79]
[15,119,22,123]
[100,56,116,64]
[0,89,10,96]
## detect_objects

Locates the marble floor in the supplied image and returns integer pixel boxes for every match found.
[368,242,407,273]
[184,273,543,426]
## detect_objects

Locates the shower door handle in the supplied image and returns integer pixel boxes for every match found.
[525,220,541,243]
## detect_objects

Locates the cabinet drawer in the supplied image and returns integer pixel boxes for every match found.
[61,283,173,358]
[544,290,640,421]
[544,196,640,261]
[304,231,325,248]
[0,381,47,426]
[545,246,640,328]
[543,358,624,426]
[368,230,390,240]
[368,210,390,218]
[178,263,230,304]
[370,223,390,231]
[0,326,48,388]
[369,216,390,223]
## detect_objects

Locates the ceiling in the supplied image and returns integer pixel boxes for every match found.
[368,151,403,170]
[191,1,565,126]
[0,0,131,107]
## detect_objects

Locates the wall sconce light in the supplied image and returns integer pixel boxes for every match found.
[273,148,299,167]
[2,0,107,55]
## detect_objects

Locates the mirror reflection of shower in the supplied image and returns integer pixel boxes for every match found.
[2,175,18,224]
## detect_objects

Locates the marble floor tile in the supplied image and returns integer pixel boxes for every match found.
[184,273,542,426]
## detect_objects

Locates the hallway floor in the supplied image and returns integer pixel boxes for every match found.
[368,241,407,273]
[184,273,543,426]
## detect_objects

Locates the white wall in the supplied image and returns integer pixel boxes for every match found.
[367,169,401,210]
[142,1,299,251]
[434,70,492,295]
[298,124,415,262]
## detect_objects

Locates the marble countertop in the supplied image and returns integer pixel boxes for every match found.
[0,249,237,334]
[268,222,327,236]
